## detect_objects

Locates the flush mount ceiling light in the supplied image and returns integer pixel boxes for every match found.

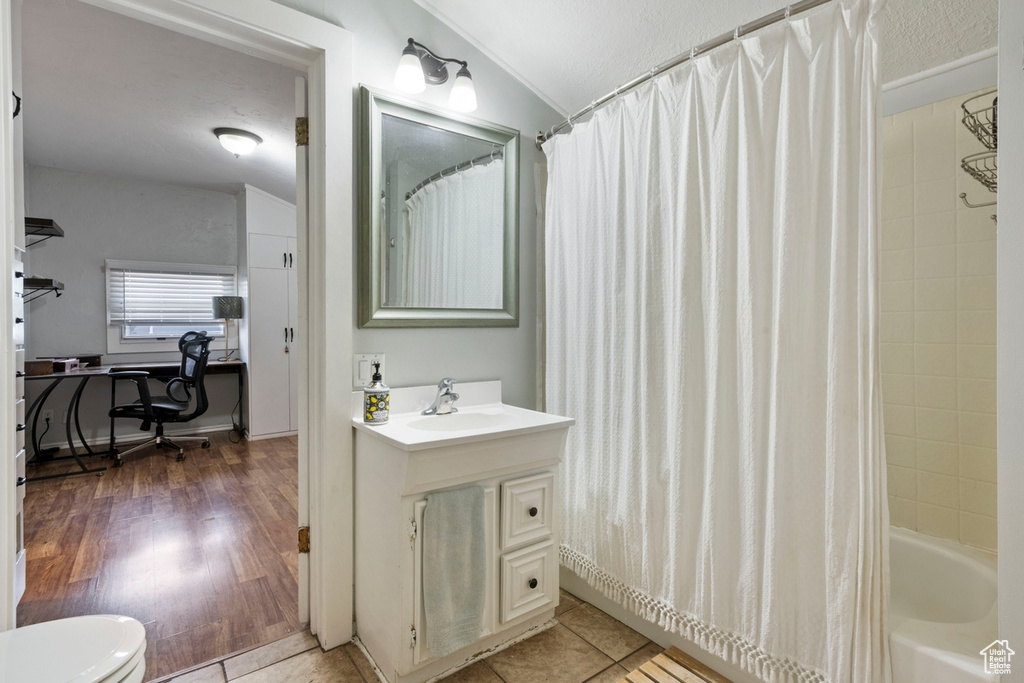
[214,127,263,157]
[394,38,477,112]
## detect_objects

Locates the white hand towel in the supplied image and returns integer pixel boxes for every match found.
[423,485,486,658]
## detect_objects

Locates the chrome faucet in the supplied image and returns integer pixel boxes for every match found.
[422,377,459,415]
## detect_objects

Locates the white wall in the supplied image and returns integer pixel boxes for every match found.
[271,0,561,409]
[997,2,1024,679]
[23,165,242,446]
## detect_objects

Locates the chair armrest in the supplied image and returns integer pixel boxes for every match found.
[108,370,155,413]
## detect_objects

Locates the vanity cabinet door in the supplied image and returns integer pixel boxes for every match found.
[410,487,498,670]
[501,473,554,551]
[500,539,557,624]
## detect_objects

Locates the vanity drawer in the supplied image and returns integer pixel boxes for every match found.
[500,539,556,623]
[501,472,554,550]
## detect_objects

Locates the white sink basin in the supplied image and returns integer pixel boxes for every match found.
[351,381,573,451]
[407,411,516,432]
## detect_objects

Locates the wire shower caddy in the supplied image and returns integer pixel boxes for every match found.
[958,88,997,216]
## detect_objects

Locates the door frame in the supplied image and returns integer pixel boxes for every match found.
[0,0,355,648]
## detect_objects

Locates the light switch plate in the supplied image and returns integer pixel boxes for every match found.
[353,353,385,388]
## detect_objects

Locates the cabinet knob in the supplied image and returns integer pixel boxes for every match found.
[15,370,25,378]
[528,578,538,589]
[16,477,26,487]
[14,317,24,324]
[16,423,26,432]
[529,506,538,517]
[14,271,24,278]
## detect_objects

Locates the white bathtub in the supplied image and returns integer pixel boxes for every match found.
[889,527,999,683]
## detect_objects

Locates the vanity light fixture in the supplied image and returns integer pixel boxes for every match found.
[214,127,262,157]
[394,38,477,112]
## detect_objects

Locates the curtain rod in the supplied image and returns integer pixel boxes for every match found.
[535,0,834,149]
[405,149,504,200]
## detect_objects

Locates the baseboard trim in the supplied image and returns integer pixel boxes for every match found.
[39,422,234,452]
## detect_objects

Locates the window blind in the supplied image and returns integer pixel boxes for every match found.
[106,260,236,325]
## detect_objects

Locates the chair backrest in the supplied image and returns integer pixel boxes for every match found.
[168,331,213,419]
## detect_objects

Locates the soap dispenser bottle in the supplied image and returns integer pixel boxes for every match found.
[363,362,390,425]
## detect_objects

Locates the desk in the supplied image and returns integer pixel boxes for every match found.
[25,360,246,482]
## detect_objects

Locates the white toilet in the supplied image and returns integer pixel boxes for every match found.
[0,615,146,683]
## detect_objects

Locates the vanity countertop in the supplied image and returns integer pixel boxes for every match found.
[350,380,574,451]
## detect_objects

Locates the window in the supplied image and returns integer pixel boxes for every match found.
[106,260,235,344]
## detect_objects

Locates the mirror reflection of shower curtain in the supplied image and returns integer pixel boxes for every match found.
[403,159,505,308]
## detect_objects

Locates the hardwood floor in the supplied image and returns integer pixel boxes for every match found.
[18,432,303,681]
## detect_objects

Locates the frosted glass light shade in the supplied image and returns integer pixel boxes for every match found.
[214,128,262,157]
[449,66,477,112]
[395,51,426,93]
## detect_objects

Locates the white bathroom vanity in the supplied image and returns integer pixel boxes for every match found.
[351,381,574,683]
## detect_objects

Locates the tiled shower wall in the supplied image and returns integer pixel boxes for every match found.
[881,88,998,552]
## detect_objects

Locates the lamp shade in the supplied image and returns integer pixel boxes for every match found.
[212,296,244,319]
[395,48,426,93]
[214,128,262,156]
[448,66,477,112]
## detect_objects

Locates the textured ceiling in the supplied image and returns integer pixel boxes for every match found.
[21,0,302,203]
[413,0,998,117]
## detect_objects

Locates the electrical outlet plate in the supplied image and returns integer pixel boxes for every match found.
[41,410,53,423]
[353,353,385,389]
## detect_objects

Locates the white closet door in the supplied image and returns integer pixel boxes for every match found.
[287,236,299,432]
[249,266,292,436]
[250,233,290,269]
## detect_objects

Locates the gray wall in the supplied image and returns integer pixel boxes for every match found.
[998,3,1024,679]
[23,166,241,448]
[272,0,561,409]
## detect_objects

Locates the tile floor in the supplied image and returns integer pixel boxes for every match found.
[161,589,667,683]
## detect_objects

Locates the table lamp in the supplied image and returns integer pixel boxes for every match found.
[212,296,244,361]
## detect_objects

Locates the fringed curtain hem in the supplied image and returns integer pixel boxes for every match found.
[560,546,828,683]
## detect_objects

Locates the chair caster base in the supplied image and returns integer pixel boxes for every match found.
[202,440,210,449]
[113,459,124,468]
[176,451,186,461]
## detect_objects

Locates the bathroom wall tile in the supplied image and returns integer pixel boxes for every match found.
[881,281,914,312]
[881,343,914,375]
[883,186,915,221]
[960,445,997,483]
[957,276,996,311]
[881,218,915,252]
[959,479,997,517]
[913,113,955,148]
[913,145,956,183]
[914,343,956,377]
[883,120,914,157]
[959,411,997,449]
[956,208,997,243]
[883,153,914,189]
[957,344,996,380]
[887,465,917,499]
[957,310,996,345]
[914,311,956,344]
[881,249,915,282]
[957,240,996,276]
[914,212,956,247]
[917,502,959,540]
[884,434,916,468]
[882,373,915,407]
[915,407,958,443]
[915,439,959,476]
[881,312,914,343]
[884,404,916,438]
[960,512,997,551]
[914,178,956,216]
[888,496,917,530]
[957,378,996,415]
[914,244,957,279]
[914,278,955,311]
[918,471,959,507]
[913,375,956,410]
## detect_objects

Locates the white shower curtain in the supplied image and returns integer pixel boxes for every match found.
[543,1,888,682]
[403,159,505,308]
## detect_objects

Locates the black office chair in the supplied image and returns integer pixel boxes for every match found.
[108,331,214,466]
